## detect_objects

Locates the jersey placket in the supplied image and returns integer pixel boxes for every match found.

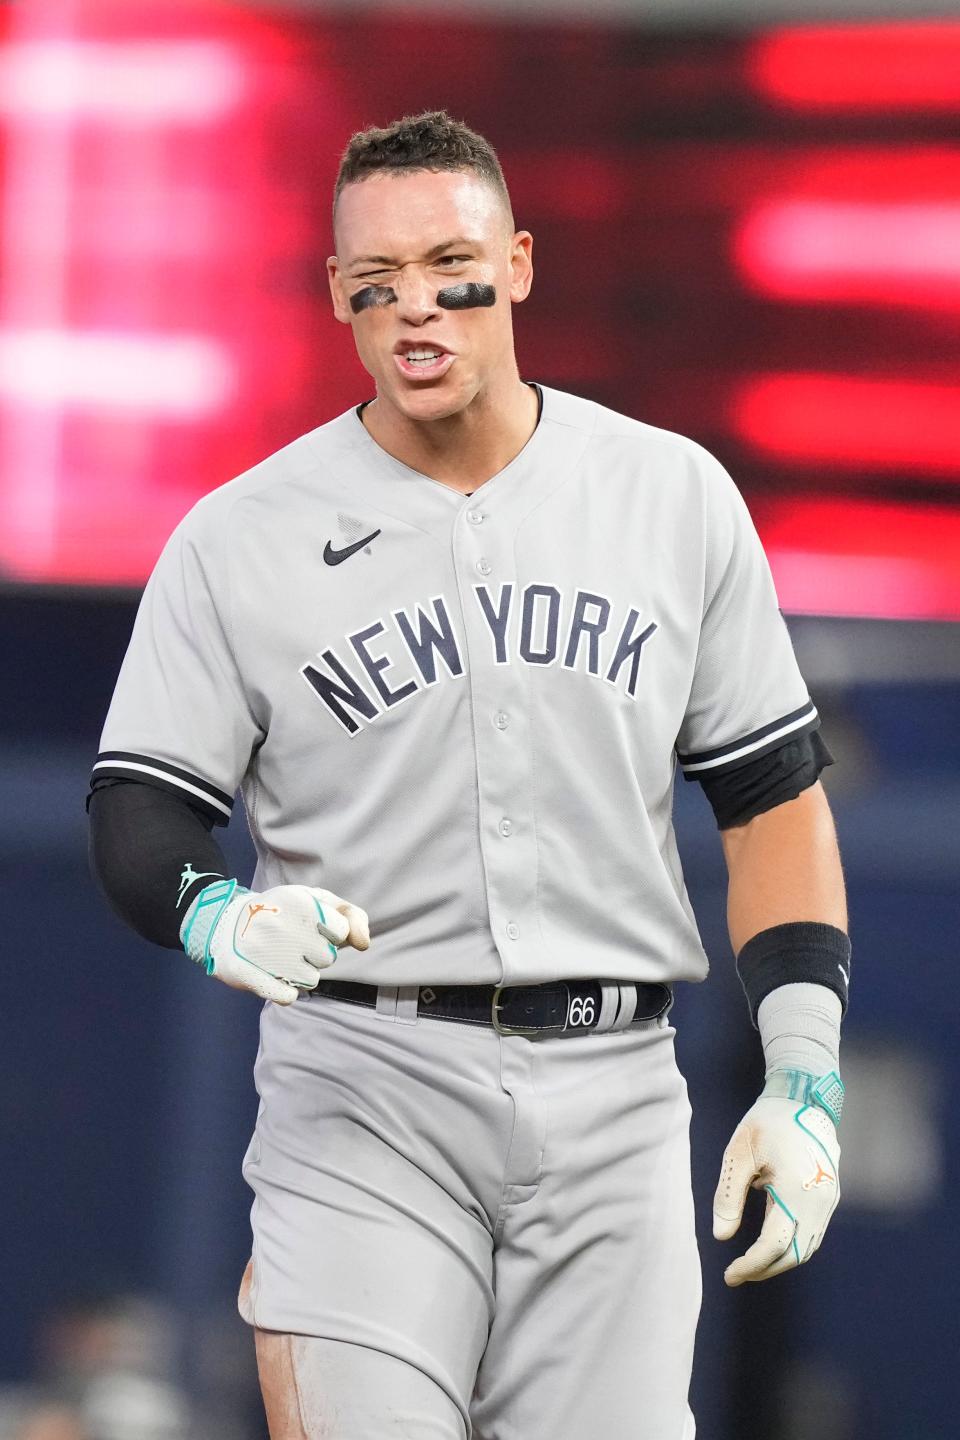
[452,494,541,982]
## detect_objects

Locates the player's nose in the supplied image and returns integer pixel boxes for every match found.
[393,270,440,325]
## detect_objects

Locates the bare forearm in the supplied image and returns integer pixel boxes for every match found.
[720,780,847,956]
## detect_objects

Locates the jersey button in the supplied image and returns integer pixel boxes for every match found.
[476,558,492,576]
[494,711,509,730]
[506,922,520,940]
[467,509,484,525]
[498,818,513,837]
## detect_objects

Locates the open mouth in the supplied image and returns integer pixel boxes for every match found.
[393,341,455,381]
[404,347,445,366]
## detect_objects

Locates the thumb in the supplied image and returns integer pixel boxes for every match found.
[340,901,370,951]
[308,888,370,951]
[713,1125,757,1241]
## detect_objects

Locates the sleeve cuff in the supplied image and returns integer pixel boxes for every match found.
[676,699,819,779]
[89,752,234,825]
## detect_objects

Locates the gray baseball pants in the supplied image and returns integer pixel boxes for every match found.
[239,991,701,1439]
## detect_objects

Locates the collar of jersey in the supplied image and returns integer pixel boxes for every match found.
[305,384,595,547]
[348,381,548,499]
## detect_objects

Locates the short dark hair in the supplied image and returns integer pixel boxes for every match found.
[333,109,513,225]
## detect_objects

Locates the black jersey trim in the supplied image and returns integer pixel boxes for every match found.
[91,752,234,817]
[676,700,819,775]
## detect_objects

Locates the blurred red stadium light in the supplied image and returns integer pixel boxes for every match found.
[732,374,960,476]
[0,330,235,414]
[734,200,960,309]
[0,39,246,121]
[0,4,322,586]
[754,497,960,621]
[749,22,960,112]
[0,5,957,620]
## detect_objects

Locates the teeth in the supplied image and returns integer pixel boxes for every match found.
[404,349,443,363]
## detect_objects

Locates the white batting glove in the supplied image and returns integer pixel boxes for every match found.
[713,1070,843,1286]
[180,878,370,1005]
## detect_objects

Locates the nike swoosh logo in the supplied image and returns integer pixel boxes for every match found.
[323,529,381,566]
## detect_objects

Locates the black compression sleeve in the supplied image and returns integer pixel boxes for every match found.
[704,730,834,830]
[88,780,229,948]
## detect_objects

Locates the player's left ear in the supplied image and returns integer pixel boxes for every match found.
[508,231,534,305]
[326,254,352,325]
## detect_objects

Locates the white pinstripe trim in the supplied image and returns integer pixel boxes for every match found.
[90,759,233,816]
[679,707,818,774]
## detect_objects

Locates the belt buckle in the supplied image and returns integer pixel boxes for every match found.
[491,985,540,1037]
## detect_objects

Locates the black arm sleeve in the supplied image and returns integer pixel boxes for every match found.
[88,779,230,948]
[703,730,834,830]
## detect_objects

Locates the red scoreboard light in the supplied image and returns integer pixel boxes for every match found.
[0,7,958,623]
[735,23,960,620]
[749,21,960,113]
[733,375,960,477]
[750,497,960,623]
[734,195,960,311]
[0,2,358,586]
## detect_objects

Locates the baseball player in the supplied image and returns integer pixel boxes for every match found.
[89,111,851,1440]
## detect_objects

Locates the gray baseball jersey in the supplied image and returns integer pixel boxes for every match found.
[95,383,818,988]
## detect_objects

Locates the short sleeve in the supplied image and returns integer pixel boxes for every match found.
[90,502,263,825]
[675,453,819,782]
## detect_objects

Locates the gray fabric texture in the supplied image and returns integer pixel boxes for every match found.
[95,385,816,987]
[240,994,699,1440]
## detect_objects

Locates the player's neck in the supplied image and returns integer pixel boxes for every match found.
[361,375,540,494]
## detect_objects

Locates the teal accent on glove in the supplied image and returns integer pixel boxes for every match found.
[180,878,247,974]
[763,1183,801,1267]
[762,1068,845,1128]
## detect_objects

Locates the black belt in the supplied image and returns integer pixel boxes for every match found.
[311,978,673,1037]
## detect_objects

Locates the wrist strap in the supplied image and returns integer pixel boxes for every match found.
[737,921,851,1025]
[180,878,246,973]
[762,1068,845,1128]
[757,981,841,1079]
